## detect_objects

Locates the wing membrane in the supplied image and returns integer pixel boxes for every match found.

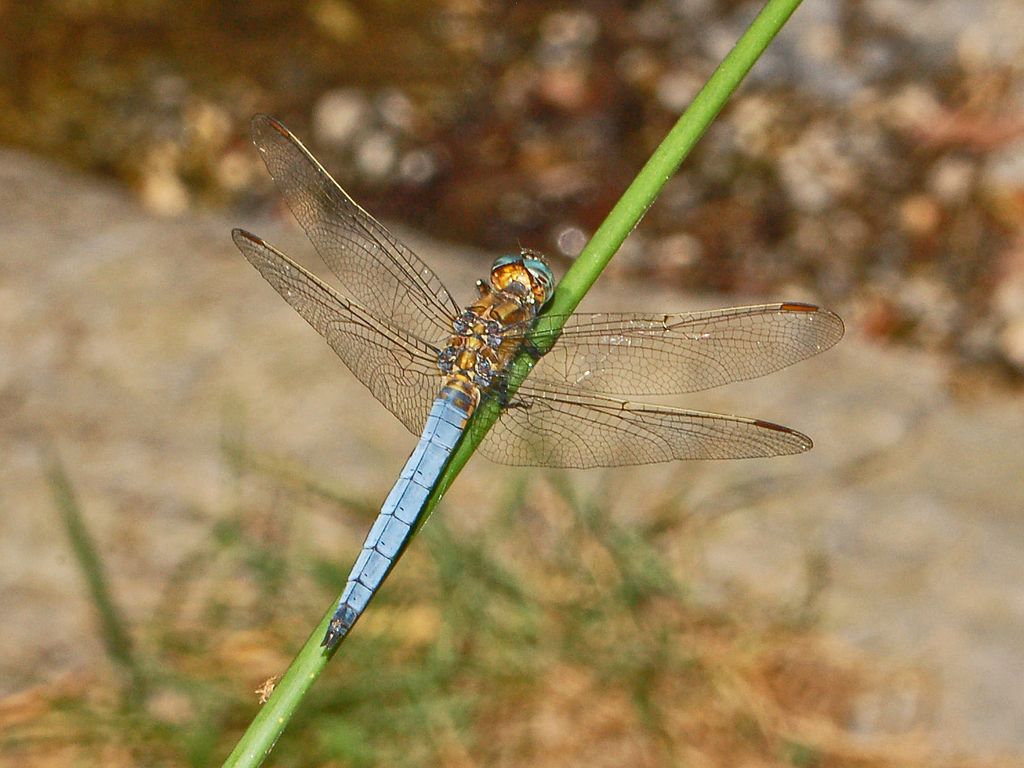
[232,229,440,434]
[515,303,843,396]
[474,385,811,468]
[238,117,841,471]
[250,115,459,343]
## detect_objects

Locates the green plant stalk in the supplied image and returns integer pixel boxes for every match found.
[46,451,146,704]
[223,0,804,764]
[422,0,805,521]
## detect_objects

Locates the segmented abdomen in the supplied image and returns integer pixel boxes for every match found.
[322,391,470,648]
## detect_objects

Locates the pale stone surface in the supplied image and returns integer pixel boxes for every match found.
[1,149,1021,754]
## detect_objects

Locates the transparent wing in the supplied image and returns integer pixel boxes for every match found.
[250,114,460,343]
[511,303,844,397]
[474,386,811,468]
[232,229,440,435]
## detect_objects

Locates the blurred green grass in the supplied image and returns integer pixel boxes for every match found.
[6,427,1011,767]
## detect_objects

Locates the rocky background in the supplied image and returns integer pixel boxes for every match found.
[2,0,1024,378]
[1,1,1023,766]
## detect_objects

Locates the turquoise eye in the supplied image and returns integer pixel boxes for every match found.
[524,258,554,301]
[492,254,521,269]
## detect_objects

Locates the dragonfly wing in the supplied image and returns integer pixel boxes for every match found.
[250,115,460,343]
[474,385,811,468]
[520,303,843,396]
[233,229,440,435]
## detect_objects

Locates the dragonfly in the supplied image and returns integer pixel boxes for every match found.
[232,115,844,649]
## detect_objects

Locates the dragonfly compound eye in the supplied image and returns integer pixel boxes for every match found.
[522,258,555,307]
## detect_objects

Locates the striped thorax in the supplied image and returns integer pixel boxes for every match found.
[436,250,555,416]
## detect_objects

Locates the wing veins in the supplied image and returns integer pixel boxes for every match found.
[251,115,459,342]
[499,304,843,397]
[478,383,810,467]
[232,228,441,434]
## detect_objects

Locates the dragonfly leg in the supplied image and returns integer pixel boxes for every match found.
[521,338,543,360]
[491,375,516,408]
[491,378,532,411]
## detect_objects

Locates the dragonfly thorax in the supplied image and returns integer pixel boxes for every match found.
[434,252,553,402]
[437,264,547,403]
[438,310,504,392]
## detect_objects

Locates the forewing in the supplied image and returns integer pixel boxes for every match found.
[250,114,460,343]
[474,386,811,468]
[233,229,440,435]
[517,303,843,396]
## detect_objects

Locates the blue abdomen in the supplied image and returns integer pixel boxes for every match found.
[322,391,470,648]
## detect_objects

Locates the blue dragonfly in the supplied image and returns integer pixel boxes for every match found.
[232,116,844,648]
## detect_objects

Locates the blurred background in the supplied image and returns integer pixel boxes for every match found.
[1,1,1023,766]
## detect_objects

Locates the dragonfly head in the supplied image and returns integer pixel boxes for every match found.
[490,249,555,308]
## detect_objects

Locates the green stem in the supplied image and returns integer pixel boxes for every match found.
[223,0,803,764]
[222,616,335,767]
[46,451,146,705]
[422,0,805,519]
